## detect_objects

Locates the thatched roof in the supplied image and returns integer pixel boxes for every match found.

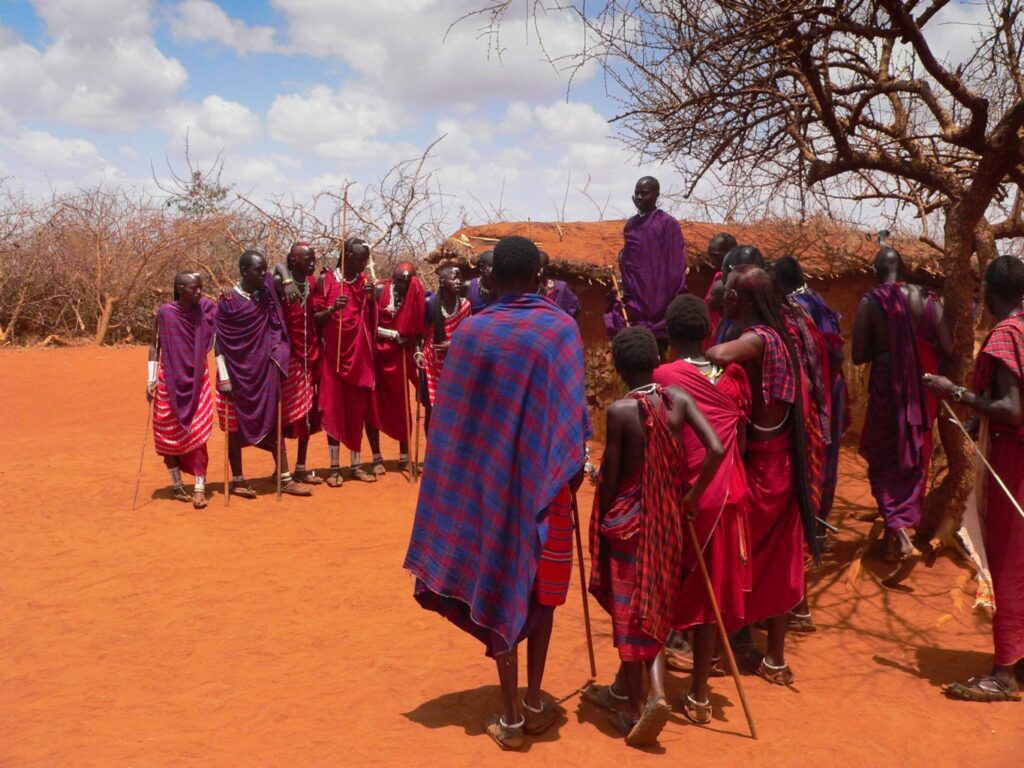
[427,217,943,285]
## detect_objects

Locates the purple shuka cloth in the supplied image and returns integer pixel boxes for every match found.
[546,279,580,318]
[157,296,215,430]
[858,283,931,530]
[605,208,687,339]
[215,273,290,446]
[466,278,495,315]
[792,287,841,335]
[404,293,591,653]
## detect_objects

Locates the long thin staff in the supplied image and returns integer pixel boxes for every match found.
[685,519,758,739]
[223,398,231,507]
[402,350,414,484]
[571,491,597,679]
[131,401,153,511]
[413,363,422,483]
[276,393,283,501]
[610,273,630,327]
[335,189,349,373]
[943,400,1024,520]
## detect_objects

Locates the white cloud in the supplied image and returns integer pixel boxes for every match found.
[502,102,534,133]
[0,0,187,130]
[272,0,594,106]
[4,130,104,171]
[166,95,262,156]
[535,101,609,144]
[171,0,278,55]
[267,85,402,162]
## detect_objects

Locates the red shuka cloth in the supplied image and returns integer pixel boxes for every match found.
[312,270,376,450]
[369,277,426,442]
[654,360,752,631]
[281,276,320,439]
[743,428,805,622]
[424,297,472,405]
[589,388,686,651]
[974,311,1024,665]
[153,366,212,477]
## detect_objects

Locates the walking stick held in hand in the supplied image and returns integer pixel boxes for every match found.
[402,350,414,484]
[131,400,153,511]
[413,361,422,483]
[610,273,630,328]
[276,392,283,501]
[223,398,231,507]
[335,189,349,373]
[685,518,758,739]
[571,491,598,679]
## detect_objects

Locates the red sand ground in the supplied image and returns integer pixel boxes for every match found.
[1,346,1021,766]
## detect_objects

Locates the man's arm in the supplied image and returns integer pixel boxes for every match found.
[924,364,1023,426]
[706,332,764,367]
[931,298,955,367]
[598,403,628,518]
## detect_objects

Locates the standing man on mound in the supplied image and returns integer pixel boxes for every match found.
[707,265,818,686]
[366,261,426,473]
[853,246,952,565]
[405,235,590,751]
[147,272,216,509]
[924,255,1024,703]
[605,176,687,351]
[215,251,312,498]
[312,238,378,485]
[586,326,723,746]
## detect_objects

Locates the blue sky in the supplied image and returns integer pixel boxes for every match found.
[0,0,684,224]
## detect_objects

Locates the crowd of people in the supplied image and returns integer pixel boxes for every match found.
[145,175,1024,752]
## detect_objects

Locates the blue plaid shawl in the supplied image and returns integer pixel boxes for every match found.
[404,293,591,651]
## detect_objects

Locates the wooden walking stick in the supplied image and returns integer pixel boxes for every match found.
[685,518,758,739]
[276,393,283,501]
[943,400,1024,520]
[413,362,422,483]
[335,189,349,373]
[610,273,630,328]
[571,491,598,679]
[223,398,231,506]
[402,350,414,483]
[131,401,153,511]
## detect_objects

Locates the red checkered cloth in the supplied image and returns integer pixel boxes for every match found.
[974,310,1024,439]
[423,297,472,405]
[533,484,573,606]
[748,324,796,405]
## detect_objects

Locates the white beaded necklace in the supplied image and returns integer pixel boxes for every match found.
[627,383,657,396]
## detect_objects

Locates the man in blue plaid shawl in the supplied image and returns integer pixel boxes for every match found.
[404,235,590,750]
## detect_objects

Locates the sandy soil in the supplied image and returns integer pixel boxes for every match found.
[1,345,1021,766]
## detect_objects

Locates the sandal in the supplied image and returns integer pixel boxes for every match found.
[682,692,712,724]
[172,484,191,502]
[351,466,377,483]
[625,697,672,747]
[192,490,207,509]
[787,610,816,633]
[484,714,525,750]
[230,481,258,499]
[581,682,628,712]
[522,697,560,735]
[755,657,795,686]
[709,655,727,677]
[665,644,694,672]
[325,471,343,488]
[944,676,1021,702]
[371,459,387,476]
[281,479,313,497]
[293,470,323,485]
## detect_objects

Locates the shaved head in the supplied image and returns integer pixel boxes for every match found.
[636,175,660,192]
[873,246,904,281]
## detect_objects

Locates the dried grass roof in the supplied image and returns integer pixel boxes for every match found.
[427,216,943,284]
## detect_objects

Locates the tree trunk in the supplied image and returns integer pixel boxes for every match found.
[93,293,118,345]
[920,209,976,546]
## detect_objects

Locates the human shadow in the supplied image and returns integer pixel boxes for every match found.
[872,647,993,688]
[402,685,570,751]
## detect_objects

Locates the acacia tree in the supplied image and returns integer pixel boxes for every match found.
[477,0,1024,546]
